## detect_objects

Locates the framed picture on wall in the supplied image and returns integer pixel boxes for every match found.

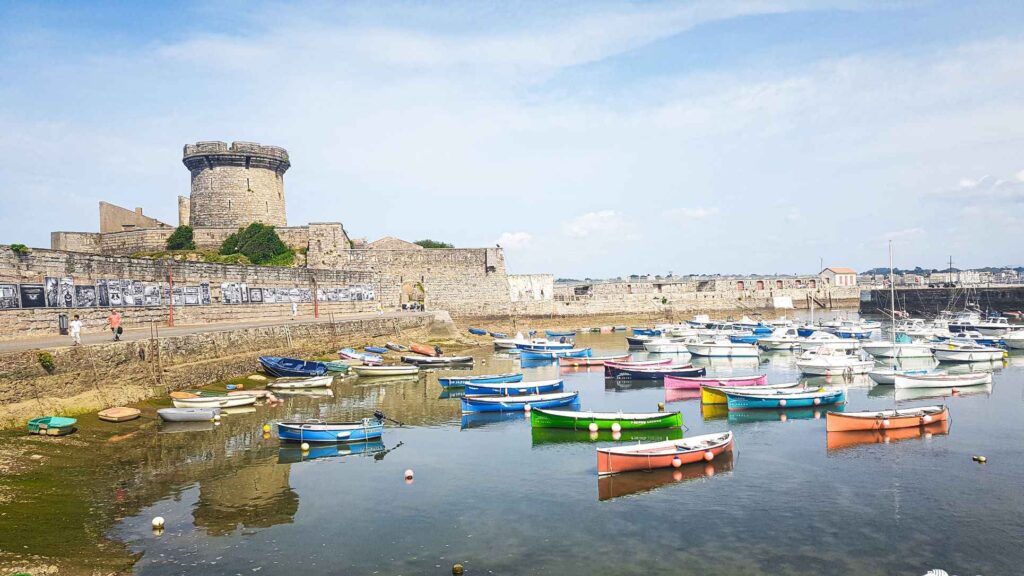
[44,277,60,307]
[0,284,19,309]
[96,280,109,307]
[144,285,161,306]
[248,287,264,303]
[59,277,75,308]
[19,284,45,308]
[200,283,211,305]
[184,286,199,305]
[74,285,97,307]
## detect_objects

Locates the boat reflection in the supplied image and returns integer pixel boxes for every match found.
[701,403,729,421]
[460,411,529,430]
[893,383,993,402]
[597,452,734,501]
[159,421,216,434]
[531,427,683,447]
[726,406,837,424]
[438,388,465,400]
[603,377,667,392]
[690,357,761,372]
[353,375,420,387]
[277,440,386,463]
[943,360,1005,374]
[273,388,336,397]
[826,420,950,452]
[665,388,701,403]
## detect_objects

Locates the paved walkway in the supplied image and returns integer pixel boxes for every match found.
[0,311,433,353]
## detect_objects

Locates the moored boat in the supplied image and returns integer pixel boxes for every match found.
[172,394,257,409]
[596,431,734,476]
[545,330,577,338]
[400,354,474,366]
[267,375,334,389]
[338,348,384,365]
[464,378,563,396]
[438,372,523,388]
[516,339,575,352]
[825,405,948,432]
[725,387,846,410]
[664,373,767,390]
[798,331,861,351]
[604,358,674,370]
[460,391,579,413]
[795,347,874,376]
[686,339,759,358]
[258,356,327,377]
[931,340,1006,363]
[700,381,802,405]
[643,339,694,354]
[606,364,705,380]
[1003,330,1024,350]
[157,407,220,422]
[520,348,592,360]
[351,365,421,377]
[861,341,935,359]
[277,417,384,443]
[893,371,992,389]
[559,354,631,367]
[531,408,682,430]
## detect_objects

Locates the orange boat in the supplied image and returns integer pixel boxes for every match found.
[597,451,734,500]
[597,431,733,476]
[409,343,437,357]
[560,354,630,367]
[826,420,949,451]
[825,405,948,432]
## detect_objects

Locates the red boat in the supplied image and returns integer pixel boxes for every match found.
[409,343,437,357]
[597,431,734,475]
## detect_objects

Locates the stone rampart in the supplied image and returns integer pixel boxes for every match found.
[184,140,289,228]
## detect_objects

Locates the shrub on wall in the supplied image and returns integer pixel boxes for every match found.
[219,223,293,266]
[10,243,29,254]
[414,239,454,248]
[165,226,196,251]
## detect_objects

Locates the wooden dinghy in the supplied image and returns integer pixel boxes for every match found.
[597,431,733,476]
[464,378,563,396]
[531,408,681,430]
[700,381,802,405]
[664,373,767,390]
[825,405,948,432]
[98,407,141,422]
[267,375,334,389]
[351,364,421,377]
[893,371,992,389]
[559,354,631,367]
[438,372,523,388]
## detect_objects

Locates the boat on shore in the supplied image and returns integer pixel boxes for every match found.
[267,375,334,389]
[825,405,948,432]
[531,408,681,430]
[464,378,564,396]
[724,387,846,410]
[277,417,384,443]
[338,348,384,365]
[172,394,257,409]
[664,373,767,390]
[700,381,802,405]
[460,391,579,413]
[893,371,992,389]
[438,372,523,388]
[596,431,734,476]
[258,356,327,377]
[351,365,421,377]
[400,354,474,366]
[27,416,77,436]
[468,327,488,336]
[559,354,631,367]
[385,342,409,352]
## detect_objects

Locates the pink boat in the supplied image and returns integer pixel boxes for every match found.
[604,358,674,369]
[663,373,768,390]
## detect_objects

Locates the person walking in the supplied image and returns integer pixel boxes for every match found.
[69,314,83,346]
[107,309,122,341]
[291,300,298,319]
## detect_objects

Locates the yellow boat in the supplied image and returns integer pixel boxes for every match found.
[700,382,804,404]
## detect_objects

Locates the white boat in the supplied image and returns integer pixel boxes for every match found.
[686,339,759,358]
[795,347,875,376]
[860,341,935,359]
[266,375,334,389]
[799,331,861,351]
[1003,330,1024,350]
[158,407,220,422]
[893,371,993,389]
[867,367,941,385]
[931,339,1006,363]
[493,332,530,350]
[757,327,802,351]
[643,338,694,354]
[172,395,258,409]
[972,316,1012,336]
[352,364,421,377]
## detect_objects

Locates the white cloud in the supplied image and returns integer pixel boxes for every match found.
[496,231,532,249]
[668,207,720,220]
[562,210,623,238]
[1016,169,1024,182]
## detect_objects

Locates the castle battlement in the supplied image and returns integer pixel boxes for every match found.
[183,140,290,228]
[183,141,290,166]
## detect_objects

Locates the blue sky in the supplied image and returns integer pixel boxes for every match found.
[2,0,1024,277]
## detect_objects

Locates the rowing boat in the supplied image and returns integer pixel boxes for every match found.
[893,371,992,389]
[596,431,734,476]
[606,364,705,380]
[724,387,845,410]
[825,405,948,432]
[172,394,257,409]
[401,354,474,366]
[258,356,327,377]
[277,417,384,443]
[530,408,681,430]
[438,372,523,388]
[157,407,220,422]
[267,375,334,389]
[664,373,767,390]
[559,354,631,367]
[464,378,563,396]
[351,365,421,377]
[700,381,802,405]
[339,348,384,365]
[460,391,579,413]
[604,358,674,370]
[520,348,592,360]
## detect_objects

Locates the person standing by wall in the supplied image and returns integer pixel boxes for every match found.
[107,309,122,341]
[69,314,83,346]
[291,300,298,319]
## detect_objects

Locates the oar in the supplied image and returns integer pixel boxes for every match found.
[374,410,405,426]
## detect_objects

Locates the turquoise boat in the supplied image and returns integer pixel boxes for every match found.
[725,387,846,410]
[27,416,77,436]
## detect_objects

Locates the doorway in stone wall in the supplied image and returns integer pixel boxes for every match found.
[401,280,426,309]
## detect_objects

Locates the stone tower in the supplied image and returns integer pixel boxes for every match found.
[182,141,290,228]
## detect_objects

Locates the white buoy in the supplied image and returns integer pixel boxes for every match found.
[813,398,821,405]
[588,422,599,432]
[611,422,622,433]
[703,451,715,462]
[300,442,310,452]
[152,516,165,529]
[671,457,682,468]
[778,399,787,407]
[523,403,532,412]
[922,414,932,423]
[404,469,414,480]
[213,414,221,422]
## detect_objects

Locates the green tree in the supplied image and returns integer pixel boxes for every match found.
[166,225,196,250]
[414,239,454,248]
[219,223,293,265]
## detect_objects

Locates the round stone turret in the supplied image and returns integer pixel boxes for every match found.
[183,141,290,228]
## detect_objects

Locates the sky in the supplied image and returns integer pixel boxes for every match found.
[2,0,1024,278]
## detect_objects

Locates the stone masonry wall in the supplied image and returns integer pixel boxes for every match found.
[50,231,102,253]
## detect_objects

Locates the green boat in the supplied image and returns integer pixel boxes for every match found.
[324,360,351,373]
[27,416,77,436]
[530,408,682,430]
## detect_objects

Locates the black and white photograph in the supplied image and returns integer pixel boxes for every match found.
[221,282,243,304]
[171,286,185,306]
[107,280,122,307]
[96,280,109,307]
[19,284,45,309]
[0,284,19,309]
[44,277,60,307]
[184,286,199,305]
[200,282,211,305]
[144,285,161,306]
[119,280,135,306]
[263,287,277,304]
[240,282,249,303]
[130,281,145,305]
[74,285,97,307]
[248,287,263,303]
[59,277,75,307]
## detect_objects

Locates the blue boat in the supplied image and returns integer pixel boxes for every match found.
[464,378,564,396]
[489,331,508,338]
[259,356,327,378]
[725,388,846,410]
[752,325,773,335]
[277,417,384,443]
[339,348,384,364]
[365,346,389,354]
[468,327,488,336]
[438,372,524,388]
[631,328,662,337]
[545,330,577,338]
[729,334,760,345]
[520,348,592,361]
[835,329,871,339]
[517,340,574,352]
[460,391,579,413]
[796,327,816,338]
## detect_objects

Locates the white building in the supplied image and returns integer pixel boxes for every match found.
[820,267,858,287]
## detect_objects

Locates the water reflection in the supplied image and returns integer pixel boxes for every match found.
[597,452,734,501]
[726,406,835,424]
[826,420,950,452]
[192,458,298,536]
[531,427,683,447]
[277,440,386,463]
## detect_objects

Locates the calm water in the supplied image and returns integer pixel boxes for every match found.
[113,331,1024,575]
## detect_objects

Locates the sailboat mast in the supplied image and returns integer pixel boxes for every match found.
[889,240,896,345]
